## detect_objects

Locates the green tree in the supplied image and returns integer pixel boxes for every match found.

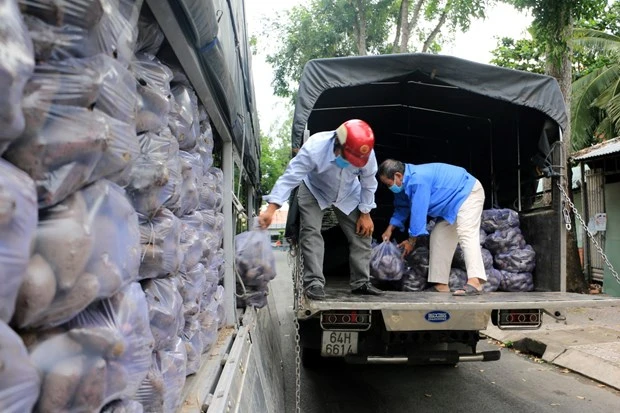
[570,2,620,150]
[490,36,546,74]
[259,114,294,196]
[264,0,491,99]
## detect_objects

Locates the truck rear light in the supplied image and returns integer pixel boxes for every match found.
[321,310,372,331]
[492,309,542,330]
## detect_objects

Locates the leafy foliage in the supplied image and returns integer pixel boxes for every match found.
[263,0,490,99]
[259,114,294,195]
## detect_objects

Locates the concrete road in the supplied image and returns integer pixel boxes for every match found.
[270,250,620,413]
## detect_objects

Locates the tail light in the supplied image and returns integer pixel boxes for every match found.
[320,310,372,331]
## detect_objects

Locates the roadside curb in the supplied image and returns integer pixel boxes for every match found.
[482,324,620,391]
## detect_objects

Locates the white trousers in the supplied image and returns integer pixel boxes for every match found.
[428,180,487,284]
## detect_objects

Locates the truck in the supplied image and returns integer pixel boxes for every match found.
[283,53,620,368]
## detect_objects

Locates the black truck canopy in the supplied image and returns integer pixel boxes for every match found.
[291,53,567,150]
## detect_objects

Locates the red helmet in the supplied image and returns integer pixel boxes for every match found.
[335,119,375,167]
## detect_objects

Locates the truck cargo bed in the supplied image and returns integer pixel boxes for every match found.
[300,279,619,314]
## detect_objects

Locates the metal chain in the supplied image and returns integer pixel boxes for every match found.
[288,245,304,413]
[556,181,620,286]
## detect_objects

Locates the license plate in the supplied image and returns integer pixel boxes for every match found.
[321,331,358,357]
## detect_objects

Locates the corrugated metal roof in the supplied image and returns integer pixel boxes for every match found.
[572,137,620,161]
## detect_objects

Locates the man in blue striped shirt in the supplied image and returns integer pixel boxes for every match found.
[259,120,383,299]
[379,159,487,296]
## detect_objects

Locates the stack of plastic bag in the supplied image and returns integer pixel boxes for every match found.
[370,240,405,281]
[0,160,37,323]
[135,337,187,413]
[102,399,145,413]
[138,208,183,280]
[126,129,182,217]
[19,0,142,65]
[234,225,277,308]
[141,278,184,351]
[482,209,536,292]
[0,321,40,413]
[21,283,154,413]
[401,246,429,292]
[0,0,35,155]
[13,180,140,329]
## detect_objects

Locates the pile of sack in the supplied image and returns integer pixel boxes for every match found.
[1,1,228,411]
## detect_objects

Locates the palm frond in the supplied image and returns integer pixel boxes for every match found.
[572,28,620,54]
[594,116,614,142]
[606,83,620,137]
[571,66,619,148]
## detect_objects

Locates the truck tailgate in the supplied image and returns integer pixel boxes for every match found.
[301,287,619,314]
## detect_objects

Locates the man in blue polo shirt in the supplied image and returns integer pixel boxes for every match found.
[379,159,486,296]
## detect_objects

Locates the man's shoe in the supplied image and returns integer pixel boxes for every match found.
[351,283,384,296]
[305,285,326,300]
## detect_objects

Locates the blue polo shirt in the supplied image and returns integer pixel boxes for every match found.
[389,163,476,237]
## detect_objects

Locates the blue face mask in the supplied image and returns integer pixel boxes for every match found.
[389,183,402,193]
[334,155,350,169]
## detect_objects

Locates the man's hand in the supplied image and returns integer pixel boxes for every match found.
[398,238,415,257]
[356,212,374,237]
[381,225,394,242]
[258,203,279,229]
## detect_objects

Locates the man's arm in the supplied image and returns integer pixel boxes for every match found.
[259,145,315,228]
[358,152,378,213]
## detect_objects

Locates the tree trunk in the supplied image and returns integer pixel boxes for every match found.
[544,10,588,293]
[354,0,368,55]
[400,0,426,52]
[422,6,449,52]
[392,0,405,52]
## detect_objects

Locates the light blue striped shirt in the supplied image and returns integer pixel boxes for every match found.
[263,131,378,214]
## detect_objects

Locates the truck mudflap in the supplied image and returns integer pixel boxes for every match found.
[297,289,620,319]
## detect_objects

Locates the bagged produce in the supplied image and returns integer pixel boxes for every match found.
[0,0,35,152]
[136,338,187,413]
[453,246,493,271]
[195,114,214,170]
[126,128,182,216]
[25,54,138,124]
[179,219,203,272]
[5,104,138,207]
[131,53,173,133]
[179,263,206,317]
[20,0,141,64]
[174,150,202,217]
[479,228,487,246]
[484,268,501,292]
[198,300,220,353]
[499,270,534,292]
[481,208,520,233]
[26,283,154,413]
[135,5,164,55]
[200,167,223,211]
[494,244,536,273]
[102,399,144,413]
[0,321,40,413]
[138,208,183,280]
[182,318,203,375]
[235,226,277,287]
[484,227,526,254]
[142,278,184,351]
[401,268,427,292]
[370,241,405,281]
[14,181,141,328]
[449,268,468,291]
[0,160,37,323]
[23,14,88,61]
[169,84,200,150]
